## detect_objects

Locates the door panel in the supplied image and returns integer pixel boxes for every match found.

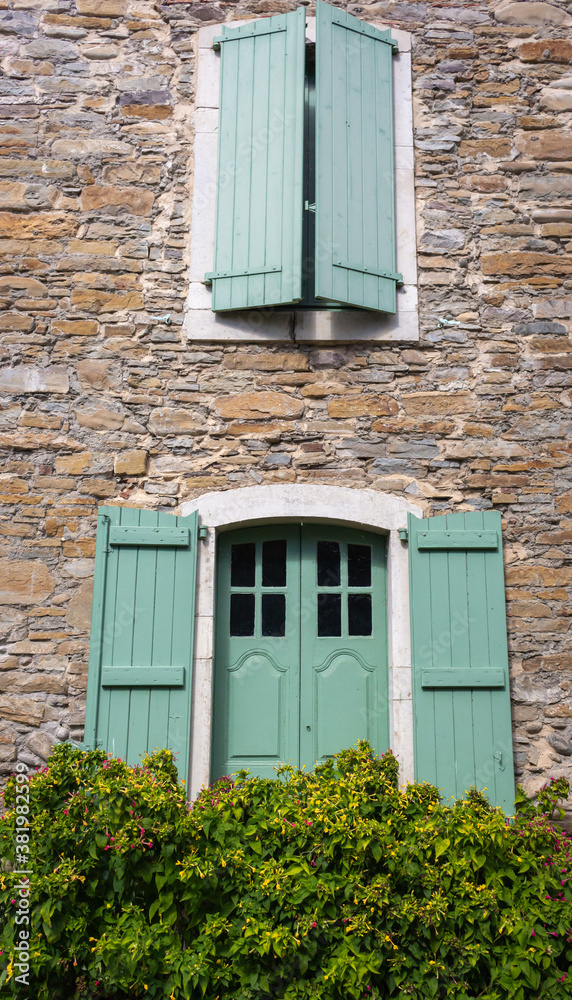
[212,524,388,780]
[300,525,388,770]
[212,525,300,778]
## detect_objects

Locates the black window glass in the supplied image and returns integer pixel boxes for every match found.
[318,593,341,637]
[231,542,255,588]
[230,593,255,636]
[261,594,286,637]
[348,594,372,636]
[317,541,340,587]
[262,539,287,587]
[348,544,371,587]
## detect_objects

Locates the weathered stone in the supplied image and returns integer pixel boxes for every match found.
[76,360,121,391]
[0,696,44,726]
[65,581,93,631]
[481,252,572,276]
[0,366,69,394]
[402,392,473,415]
[51,139,132,158]
[83,45,119,60]
[459,138,512,157]
[540,89,572,111]
[0,672,67,694]
[75,405,123,430]
[421,229,465,250]
[70,289,144,312]
[495,2,572,25]
[328,396,399,418]
[0,212,75,239]
[224,353,309,371]
[0,313,34,332]
[52,319,99,337]
[122,104,173,120]
[77,0,125,12]
[215,392,304,421]
[148,410,202,435]
[516,131,572,161]
[114,450,147,475]
[26,730,59,761]
[80,185,154,216]
[78,479,117,498]
[519,39,572,62]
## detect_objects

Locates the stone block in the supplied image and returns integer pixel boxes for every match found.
[51,138,132,158]
[402,391,472,415]
[215,392,304,420]
[78,479,117,498]
[0,558,54,605]
[519,39,572,62]
[65,580,94,631]
[481,252,572,276]
[223,353,309,371]
[0,313,34,331]
[76,360,121,391]
[55,453,91,475]
[327,396,398,418]
[148,410,203,435]
[114,450,147,475]
[52,319,99,337]
[26,730,58,762]
[80,184,154,216]
[0,366,69,394]
[0,695,44,725]
[75,406,124,431]
[0,212,75,238]
[0,672,67,694]
[76,0,126,13]
[459,137,512,157]
[516,132,572,161]
[495,1,572,25]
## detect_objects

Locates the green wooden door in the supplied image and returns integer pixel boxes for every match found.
[212,524,388,779]
[408,510,515,812]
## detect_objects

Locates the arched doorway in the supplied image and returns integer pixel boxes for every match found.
[211,523,388,779]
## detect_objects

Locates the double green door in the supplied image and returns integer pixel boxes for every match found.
[212,524,388,779]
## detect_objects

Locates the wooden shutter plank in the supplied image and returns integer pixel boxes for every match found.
[315,0,399,312]
[210,9,305,311]
[416,529,498,550]
[102,667,185,687]
[109,525,190,547]
[409,510,515,812]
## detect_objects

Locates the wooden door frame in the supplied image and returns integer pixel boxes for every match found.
[180,484,422,799]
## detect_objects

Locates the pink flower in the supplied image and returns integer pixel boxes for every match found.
[64,809,68,815]
[312,922,316,928]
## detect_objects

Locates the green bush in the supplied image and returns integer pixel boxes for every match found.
[1,741,571,1000]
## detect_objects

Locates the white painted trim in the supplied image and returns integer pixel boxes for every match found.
[180,485,422,798]
[184,18,418,344]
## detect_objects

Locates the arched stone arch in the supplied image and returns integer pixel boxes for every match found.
[180,485,422,798]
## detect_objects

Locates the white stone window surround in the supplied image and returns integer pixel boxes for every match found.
[180,484,422,799]
[184,18,418,344]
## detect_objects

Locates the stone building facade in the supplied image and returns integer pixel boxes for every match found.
[0,0,572,820]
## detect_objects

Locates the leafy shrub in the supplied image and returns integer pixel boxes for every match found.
[1,741,571,1000]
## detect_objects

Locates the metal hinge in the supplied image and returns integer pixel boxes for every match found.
[398,528,408,542]
[198,525,208,541]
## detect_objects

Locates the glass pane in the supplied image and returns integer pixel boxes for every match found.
[262,539,287,587]
[318,593,341,637]
[348,544,371,587]
[317,541,340,587]
[261,594,286,637]
[230,593,255,636]
[231,542,255,588]
[348,594,372,636]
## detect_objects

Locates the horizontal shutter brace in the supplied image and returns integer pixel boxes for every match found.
[416,529,498,550]
[205,265,282,283]
[334,260,403,284]
[109,525,190,547]
[213,24,287,48]
[421,668,505,689]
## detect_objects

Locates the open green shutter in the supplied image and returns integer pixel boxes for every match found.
[207,8,306,311]
[84,506,198,784]
[408,510,515,813]
[315,0,400,312]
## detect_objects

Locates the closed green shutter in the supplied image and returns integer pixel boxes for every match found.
[206,9,306,311]
[84,506,198,784]
[408,510,515,812]
[315,0,400,312]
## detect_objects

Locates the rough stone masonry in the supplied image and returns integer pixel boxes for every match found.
[0,0,572,822]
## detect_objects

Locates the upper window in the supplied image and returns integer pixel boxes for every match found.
[186,2,418,342]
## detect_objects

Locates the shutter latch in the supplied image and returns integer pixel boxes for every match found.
[304,201,316,213]
[493,749,505,771]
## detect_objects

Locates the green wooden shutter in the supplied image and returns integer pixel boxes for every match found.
[315,0,400,312]
[408,510,515,812]
[206,8,306,311]
[84,506,198,785]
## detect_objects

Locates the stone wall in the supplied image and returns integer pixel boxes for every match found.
[0,0,571,819]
